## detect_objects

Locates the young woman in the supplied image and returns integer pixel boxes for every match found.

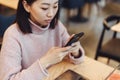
[0,0,85,80]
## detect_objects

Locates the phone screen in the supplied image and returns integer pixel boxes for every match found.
[55,70,89,80]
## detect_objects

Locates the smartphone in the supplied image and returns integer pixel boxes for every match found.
[64,32,84,47]
[55,69,89,80]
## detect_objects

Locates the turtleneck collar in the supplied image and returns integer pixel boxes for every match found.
[29,19,50,34]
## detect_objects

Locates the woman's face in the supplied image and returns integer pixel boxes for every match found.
[24,0,58,27]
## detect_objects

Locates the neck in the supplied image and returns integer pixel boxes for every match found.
[41,25,48,28]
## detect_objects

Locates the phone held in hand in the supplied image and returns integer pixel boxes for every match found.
[65,32,84,47]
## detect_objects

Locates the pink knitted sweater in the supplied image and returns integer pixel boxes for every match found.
[0,20,84,80]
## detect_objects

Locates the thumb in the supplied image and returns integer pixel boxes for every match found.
[66,34,75,45]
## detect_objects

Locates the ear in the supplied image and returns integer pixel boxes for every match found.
[22,0,30,13]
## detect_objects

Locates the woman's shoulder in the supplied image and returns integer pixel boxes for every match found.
[57,20,64,27]
[4,23,22,37]
[56,20,67,31]
[54,20,69,36]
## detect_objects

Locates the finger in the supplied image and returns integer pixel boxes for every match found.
[69,34,75,40]
[60,46,72,52]
[61,45,78,57]
[51,47,60,49]
[71,41,80,46]
[68,45,79,52]
[60,52,69,58]
[65,34,75,44]
[63,51,69,56]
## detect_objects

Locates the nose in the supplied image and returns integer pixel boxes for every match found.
[47,9,54,18]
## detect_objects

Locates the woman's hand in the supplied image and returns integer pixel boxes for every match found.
[65,34,82,58]
[69,41,82,58]
[39,46,71,69]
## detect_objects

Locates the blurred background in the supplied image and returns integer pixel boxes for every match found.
[0,0,120,67]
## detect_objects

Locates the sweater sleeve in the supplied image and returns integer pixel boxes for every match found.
[0,27,48,80]
[69,42,85,64]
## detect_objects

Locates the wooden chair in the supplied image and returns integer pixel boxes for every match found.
[95,15,120,64]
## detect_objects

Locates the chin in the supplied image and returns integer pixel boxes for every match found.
[44,23,50,26]
[41,24,49,28]
[43,24,49,26]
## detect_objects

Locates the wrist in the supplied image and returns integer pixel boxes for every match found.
[71,50,82,58]
[38,60,49,76]
[39,58,50,69]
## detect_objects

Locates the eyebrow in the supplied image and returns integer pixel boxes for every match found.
[42,1,58,5]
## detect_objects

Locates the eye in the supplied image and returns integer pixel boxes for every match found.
[53,5,58,9]
[41,8,48,10]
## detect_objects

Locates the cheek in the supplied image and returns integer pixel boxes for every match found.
[53,9,58,16]
[55,9,58,14]
[32,9,45,19]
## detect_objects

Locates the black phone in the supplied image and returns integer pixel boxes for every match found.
[64,32,84,47]
[55,69,89,80]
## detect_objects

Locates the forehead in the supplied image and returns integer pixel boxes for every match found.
[35,0,58,4]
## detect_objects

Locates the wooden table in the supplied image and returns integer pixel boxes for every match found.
[0,0,18,9]
[111,22,120,32]
[44,56,114,80]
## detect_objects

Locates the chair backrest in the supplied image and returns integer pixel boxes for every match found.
[103,15,120,30]
[0,14,16,37]
[95,15,120,63]
[98,15,120,50]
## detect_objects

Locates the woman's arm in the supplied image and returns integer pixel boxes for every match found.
[59,21,85,64]
[68,41,85,64]
[0,26,48,80]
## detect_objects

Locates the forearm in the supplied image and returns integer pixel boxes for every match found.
[0,59,48,80]
[69,44,85,64]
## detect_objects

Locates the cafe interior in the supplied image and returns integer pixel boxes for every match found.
[0,0,120,80]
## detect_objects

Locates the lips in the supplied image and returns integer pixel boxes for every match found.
[45,19,52,23]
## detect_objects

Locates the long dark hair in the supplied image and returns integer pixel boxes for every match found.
[16,0,61,34]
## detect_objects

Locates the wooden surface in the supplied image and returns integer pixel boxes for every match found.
[0,0,18,9]
[44,56,114,80]
[111,22,120,32]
